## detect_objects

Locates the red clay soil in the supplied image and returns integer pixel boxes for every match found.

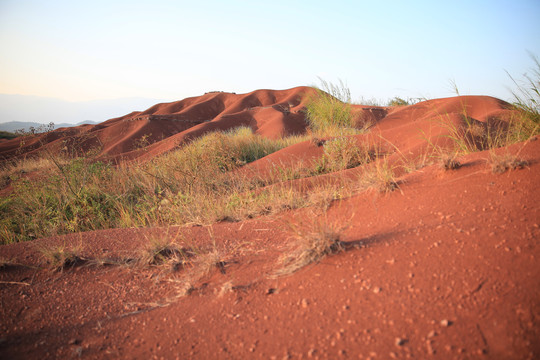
[0,87,317,163]
[239,95,513,182]
[0,91,539,359]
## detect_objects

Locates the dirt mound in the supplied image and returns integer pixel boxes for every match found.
[0,87,316,162]
[239,95,513,179]
[0,90,512,166]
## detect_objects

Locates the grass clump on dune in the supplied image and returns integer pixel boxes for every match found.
[441,55,540,156]
[507,54,540,142]
[274,214,345,277]
[39,243,84,271]
[315,136,375,173]
[488,151,528,174]
[359,161,398,193]
[305,79,367,137]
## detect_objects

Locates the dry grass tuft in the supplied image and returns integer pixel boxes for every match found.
[218,280,234,297]
[137,232,193,271]
[360,161,398,193]
[0,257,14,269]
[489,152,529,174]
[175,280,195,297]
[188,247,226,279]
[86,257,129,267]
[274,215,346,276]
[440,152,462,170]
[310,137,326,147]
[39,244,84,271]
[318,137,375,173]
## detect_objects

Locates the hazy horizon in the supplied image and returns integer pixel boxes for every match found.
[0,94,168,125]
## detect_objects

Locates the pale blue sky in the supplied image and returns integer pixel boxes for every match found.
[1,0,539,103]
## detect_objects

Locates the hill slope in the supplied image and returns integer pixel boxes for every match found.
[0,88,514,164]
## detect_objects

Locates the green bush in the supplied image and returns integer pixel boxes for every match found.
[316,137,374,173]
[304,79,359,135]
[387,97,410,107]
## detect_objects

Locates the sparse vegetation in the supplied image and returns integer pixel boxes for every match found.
[387,97,410,107]
[507,53,540,140]
[39,243,83,271]
[488,151,528,174]
[274,214,345,276]
[14,122,55,136]
[0,118,383,244]
[0,121,392,244]
[2,63,538,245]
[359,161,398,193]
[440,56,540,156]
[134,133,153,150]
[315,136,375,173]
[440,152,461,170]
[305,79,367,136]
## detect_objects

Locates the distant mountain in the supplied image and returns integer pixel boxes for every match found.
[0,94,168,130]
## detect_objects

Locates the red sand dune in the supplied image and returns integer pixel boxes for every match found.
[0,84,510,166]
[0,87,316,162]
[0,88,513,167]
[0,88,538,359]
[240,95,513,181]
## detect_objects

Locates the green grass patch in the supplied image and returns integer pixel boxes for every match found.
[305,79,367,136]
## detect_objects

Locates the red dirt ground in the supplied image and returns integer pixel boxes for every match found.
[0,89,538,359]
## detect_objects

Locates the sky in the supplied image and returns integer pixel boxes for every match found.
[1,0,539,105]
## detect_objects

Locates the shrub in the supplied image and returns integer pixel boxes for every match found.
[274,215,345,276]
[317,136,374,173]
[40,244,83,271]
[387,97,410,107]
[304,79,362,135]
[488,151,528,174]
[359,161,398,193]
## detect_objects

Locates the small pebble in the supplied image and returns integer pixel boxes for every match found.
[395,337,407,346]
[440,319,452,327]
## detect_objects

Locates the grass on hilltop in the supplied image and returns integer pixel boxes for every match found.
[440,57,539,156]
[304,79,370,137]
